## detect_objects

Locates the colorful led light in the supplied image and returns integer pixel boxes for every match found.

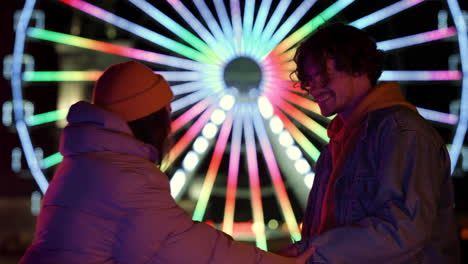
[42,152,64,169]
[27,27,207,71]
[128,0,220,63]
[377,27,457,51]
[28,109,68,126]
[193,113,234,221]
[213,0,235,52]
[162,106,215,170]
[379,70,462,81]
[270,0,355,57]
[193,0,236,57]
[350,0,425,29]
[417,107,459,125]
[58,0,214,64]
[223,106,243,236]
[261,0,318,59]
[164,0,232,61]
[252,106,301,241]
[243,106,268,250]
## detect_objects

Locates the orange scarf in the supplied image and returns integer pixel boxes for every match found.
[316,82,417,234]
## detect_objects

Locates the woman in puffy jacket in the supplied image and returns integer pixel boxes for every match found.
[20,61,314,264]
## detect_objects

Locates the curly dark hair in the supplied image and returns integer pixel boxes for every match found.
[293,23,384,90]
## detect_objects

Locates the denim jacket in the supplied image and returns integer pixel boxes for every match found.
[298,106,460,263]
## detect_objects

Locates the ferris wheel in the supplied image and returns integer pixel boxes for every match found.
[7,0,467,248]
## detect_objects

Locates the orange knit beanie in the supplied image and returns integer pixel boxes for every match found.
[92,61,174,122]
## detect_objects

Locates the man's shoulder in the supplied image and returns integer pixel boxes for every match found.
[366,105,444,145]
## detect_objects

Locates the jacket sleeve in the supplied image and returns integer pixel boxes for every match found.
[294,126,450,263]
[119,168,295,264]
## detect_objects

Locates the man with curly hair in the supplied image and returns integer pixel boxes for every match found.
[281,23,460,263]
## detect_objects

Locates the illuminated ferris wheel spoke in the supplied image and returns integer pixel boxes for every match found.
[170,81,211,96]
[192,112,234,222]
[380,70,462,81]
[377,27,457,51]
[246,0,272,56]
[230,0,244,55]
[350,0,426,29]
[57,0,214,64]
[268,0,355,58]
[28,109,68,127]
[171,95,217,133]
[241,0,255,56]
[447,0,468,171]
[193,0,236,58]
[276,89,322,116]
[163,105,216,170]
[171,88,222,113]
[127,0,221,64]
[243,105,268,250]
[23,71,101,82]
[416,107,459,125]
[222,105,243,236]
[42,152,64,170]
[27,28,208,71]
[269,104,321,162]
[165,0,233,61]
[273,97,328,144]
[213,0,236,54]
[259,0,319,60]
[251,104,301,242]
[252,0,292,59]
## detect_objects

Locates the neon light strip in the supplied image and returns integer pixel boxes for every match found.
[223,106,242,235]
[213,0,236,53]
[171,96,214,133]
[171,89,220,113]
[22,70,205,82]
[253,0,291,58]
[242,0,255,55]
[350,0,425,29]
[271,96,328,143]
[379,70,462,81]
[42,152,64,169]
[251,106,301,241]
[164,0,232,61]
[163,106,216,170]
[377,27,457,51]
[28,109,68,126]
[275,89,323,116]
[261,0,318,59]
[27,28,207,71]
[230,0,243,54]
[23,71,101,82]
[447,0,468,172]
[58,0,213,63]
[171,81,206,96]
[193,0,236,58]
[243,106,267,250]
[416,107,458,125]
[192,113,234,221]
[250,0,272,43]
[12,0,49,194]
[269,101,321,162]
[269,0,354,57]
[128,0,219,63]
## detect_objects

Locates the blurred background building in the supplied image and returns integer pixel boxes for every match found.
[1,0,468,263]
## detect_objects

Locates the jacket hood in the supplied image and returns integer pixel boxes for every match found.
[59,101,159,162]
